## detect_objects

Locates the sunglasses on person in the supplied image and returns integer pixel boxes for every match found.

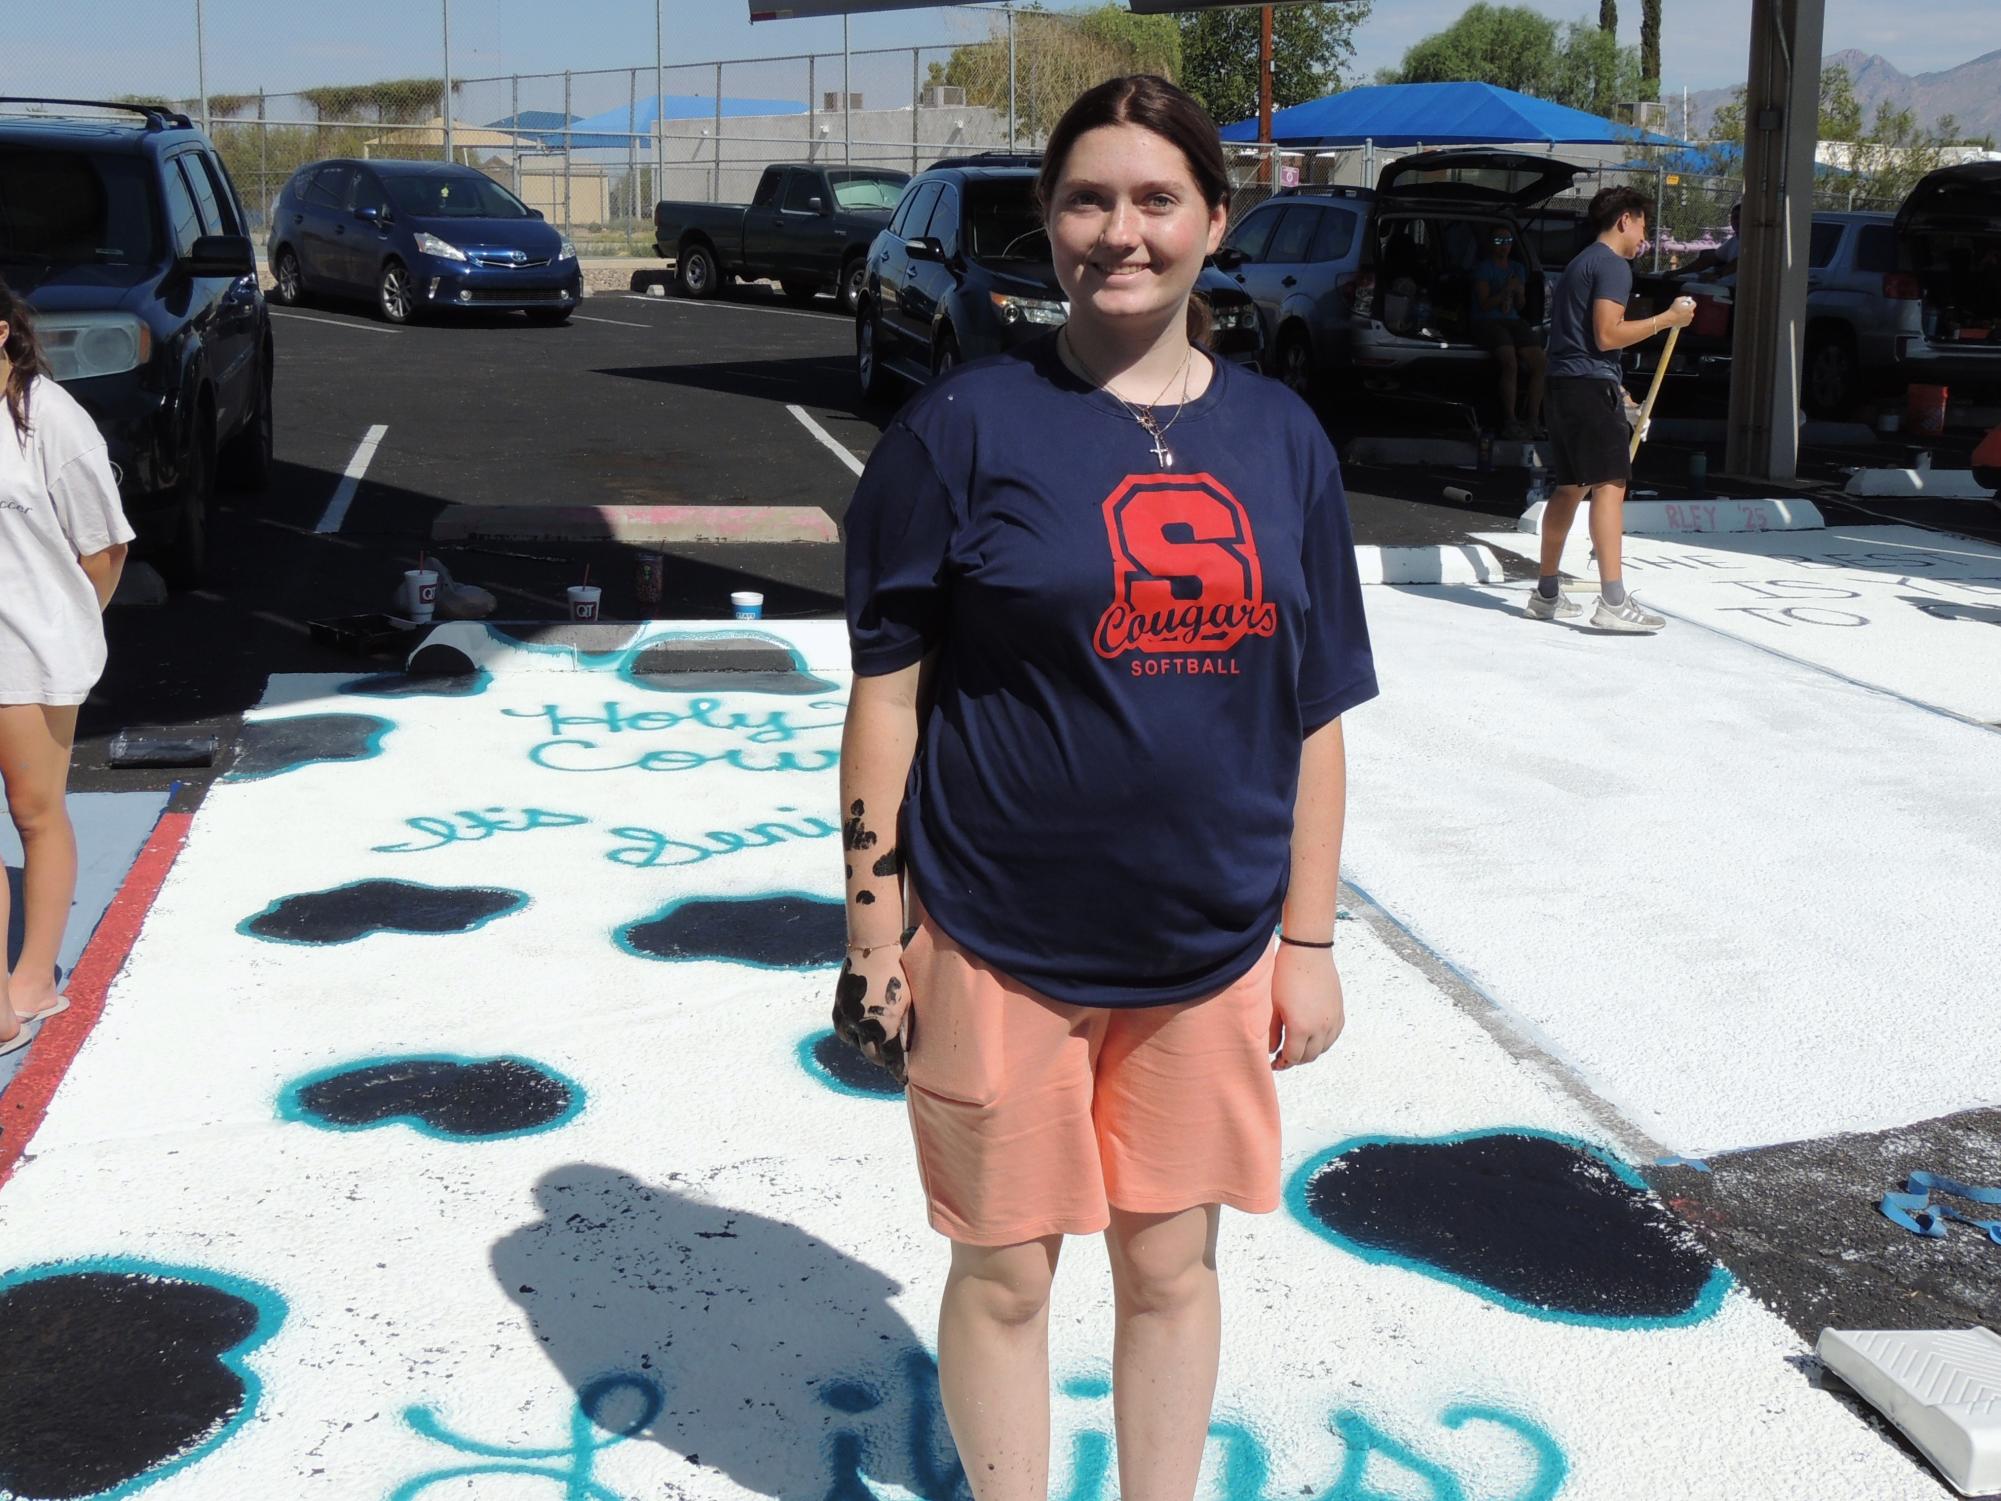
[1491,235,1515,247]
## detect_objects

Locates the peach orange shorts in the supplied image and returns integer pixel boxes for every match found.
[900,906,1282,1247]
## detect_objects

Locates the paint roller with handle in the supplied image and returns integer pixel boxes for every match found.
[1628,298,1693,461]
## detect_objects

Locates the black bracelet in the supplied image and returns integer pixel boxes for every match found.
[1279,934,1335,949]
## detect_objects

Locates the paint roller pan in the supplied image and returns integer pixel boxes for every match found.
[108,730,219,769]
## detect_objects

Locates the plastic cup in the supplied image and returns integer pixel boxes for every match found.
[731,591,764,621]
[567,585,602,623]
[403,569,439,623]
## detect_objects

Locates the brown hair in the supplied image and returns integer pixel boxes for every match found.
[1036,75,1231,349]
[1589,185,1655,236]
[0,278,51,441]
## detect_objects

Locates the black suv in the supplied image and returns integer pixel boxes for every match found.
[856,154,1263,400]
[0,98,271,584]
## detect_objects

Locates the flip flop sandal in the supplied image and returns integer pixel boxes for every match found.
[11,996,70,1026]
[0,1029,34,1057]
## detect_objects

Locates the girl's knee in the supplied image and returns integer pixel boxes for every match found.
[5,785,67,837]
[949,1239,1058,1326]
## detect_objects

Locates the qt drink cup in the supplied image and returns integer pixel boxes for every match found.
[731,591,764,620]
[567,585,602,622]
[404,568,439,623]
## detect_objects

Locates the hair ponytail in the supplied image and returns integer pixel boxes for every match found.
[0,278,51,441]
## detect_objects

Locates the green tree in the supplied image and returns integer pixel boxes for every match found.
[1639,0,1662,92]
[1552,18,1647,118]
[1177,2,1374,128]
[943,4,1179,143]
[1599,0,1618,33]
[1382,5,1561,98]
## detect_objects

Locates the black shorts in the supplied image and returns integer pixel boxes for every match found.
[1544,377,1631,489]
[1472,317,1538,351]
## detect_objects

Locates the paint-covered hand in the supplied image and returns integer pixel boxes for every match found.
[832,945,913,1083]
[1269,943,1345,1071]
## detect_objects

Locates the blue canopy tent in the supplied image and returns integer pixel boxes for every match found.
[501,95,806,152]
[1220,82,1686,150]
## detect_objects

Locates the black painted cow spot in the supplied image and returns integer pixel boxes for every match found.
[240,880,525,945]
[1297,1131,1728,1325]
[284,1056,581,1139]
[0,1266,275,1500]
[620,894,843,969]
[809,1032,905,1096]
[223,714,391,782]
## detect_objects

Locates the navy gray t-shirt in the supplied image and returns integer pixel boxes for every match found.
[1547,239,1634,383]
[845,334,1378,1008]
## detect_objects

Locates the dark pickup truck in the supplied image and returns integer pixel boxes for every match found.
[655,163,909,313]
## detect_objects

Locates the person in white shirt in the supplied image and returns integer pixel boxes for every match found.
[0,278,133,1054]
[1676,200,1741,281]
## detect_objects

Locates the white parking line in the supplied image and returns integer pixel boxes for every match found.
[316,424,388,535]
[250,609,311,636]
[247,513,365,550]
[786,404,866,478]
[271,310,403,335]
[572,314,652,329]
[616,295,837,326]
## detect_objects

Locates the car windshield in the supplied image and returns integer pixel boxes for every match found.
[828,172,906,212]
[385,172,532,219]
[966,180,1048,263]
[0,147,160,265]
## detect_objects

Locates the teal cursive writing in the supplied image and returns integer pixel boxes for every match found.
[607,808,841,869]
[373,807,590,854]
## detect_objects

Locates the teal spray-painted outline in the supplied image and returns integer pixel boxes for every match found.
[0,1257,286,1500]
[218,712,396,784]
[235,880,530,947]
[1285,1126,1733,1330]
[275,1053,587,1142]
[613,889,843,971]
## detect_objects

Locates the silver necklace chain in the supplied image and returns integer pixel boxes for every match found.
[1061,329,1193,469]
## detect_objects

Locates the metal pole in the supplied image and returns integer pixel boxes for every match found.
[441,0,452,165]
[256,91,266,225]
[563,69,572,236]
[912,48,920,173]
[1654,163,1665,270]
[655,0,665,210]
[510,74,521,196]
[808,54,817,162]
[1258,4,1273,185]
[629,68,638,233]
[843,15,852,166]
[713,63,723,202]
[1006,6,1017,147]
[192,0,211,132]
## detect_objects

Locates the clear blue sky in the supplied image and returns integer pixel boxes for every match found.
[23,1,1999,113]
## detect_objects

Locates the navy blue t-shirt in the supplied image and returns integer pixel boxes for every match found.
[1547,239,1634,383]
[844,334,1377,1007]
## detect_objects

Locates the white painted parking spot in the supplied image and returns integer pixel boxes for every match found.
[270,310,403,335]
[571,314,652,329]
[1477,523,2001,722]
[315,425,389,535]
[1342,580,2001,1156]
[787,404,866,478]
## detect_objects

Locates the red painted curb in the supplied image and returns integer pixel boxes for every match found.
[0,811,194,1190]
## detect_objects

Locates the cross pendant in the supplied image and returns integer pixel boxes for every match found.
[1150,433,1173,468]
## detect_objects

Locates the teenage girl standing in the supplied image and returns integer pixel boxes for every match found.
[834,77,1377,1500]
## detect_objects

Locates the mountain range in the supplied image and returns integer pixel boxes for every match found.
[1679,47,2001,143]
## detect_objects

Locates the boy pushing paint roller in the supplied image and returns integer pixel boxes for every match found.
[1525,186,1695,634]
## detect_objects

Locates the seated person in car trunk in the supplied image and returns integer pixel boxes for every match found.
[1469,228,1544,438]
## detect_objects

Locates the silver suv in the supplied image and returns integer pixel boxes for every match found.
[1215,149,1585,404]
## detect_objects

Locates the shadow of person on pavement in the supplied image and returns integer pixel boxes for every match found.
[491,1162,968,1500]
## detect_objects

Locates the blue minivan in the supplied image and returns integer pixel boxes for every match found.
[267,159,581,324]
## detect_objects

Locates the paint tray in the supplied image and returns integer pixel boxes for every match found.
[1817,1326,2001,1495]
[107,731,218,769]
[308,612,419,657]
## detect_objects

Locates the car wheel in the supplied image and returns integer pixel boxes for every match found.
[378,260,415,324]
[271,247,303,307]
[858,307,895,404]
[1277,330,1315,399]
[839,259,867,317]
[932,331,959,379]
[678,243,719,299]
[1803,332,1857,417]
[219,353,274,493]
[161,416,215,589]
[781,279,820,305]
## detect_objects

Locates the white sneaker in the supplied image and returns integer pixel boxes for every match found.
[1590,595,1666,633]
[1524,588,1581,621]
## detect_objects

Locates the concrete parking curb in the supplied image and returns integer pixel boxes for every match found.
[1517,497,1825,535]
[430,504,839,544]
[401,619,850,677]
[1352,544,1505,584]
[1844,468,1997,500]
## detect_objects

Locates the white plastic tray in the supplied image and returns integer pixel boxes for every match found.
[1818,1326,2001,1496]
